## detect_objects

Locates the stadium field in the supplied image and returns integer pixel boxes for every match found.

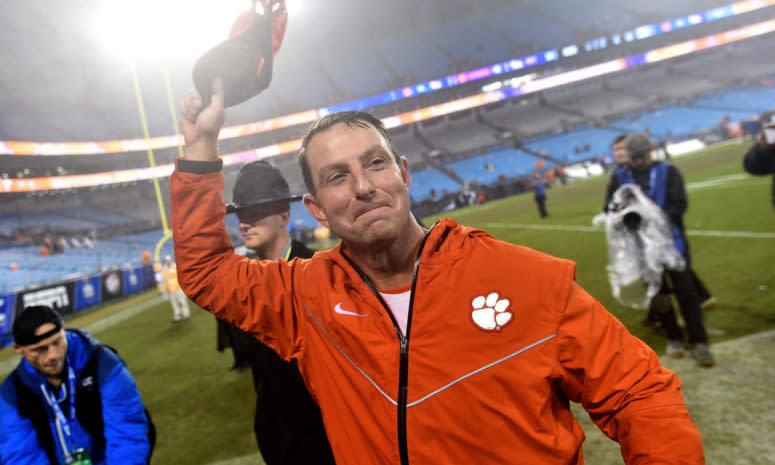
[1,140,773,464]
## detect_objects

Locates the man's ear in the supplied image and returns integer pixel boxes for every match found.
[12,343,22,355]
[303,194,330,229]
[399,156,410,187]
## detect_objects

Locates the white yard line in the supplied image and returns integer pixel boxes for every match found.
[686,173,749,190]
[84,295,164,334]
[485,223,775,239]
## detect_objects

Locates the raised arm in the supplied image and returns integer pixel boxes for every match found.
[171,82,303,360]
[557,283,704,464]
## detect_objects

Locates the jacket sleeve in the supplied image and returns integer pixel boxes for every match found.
[743,142,775,175]
[664,166,688,225]
[0,378,52,465]
[97,351,151,465]
[556,282,704,465]
[170,159,303,361]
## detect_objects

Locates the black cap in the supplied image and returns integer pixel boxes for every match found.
[624,133,652,158]
[12,306,64,346]
[226,160,304,213]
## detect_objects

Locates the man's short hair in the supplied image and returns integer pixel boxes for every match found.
[611,134,628,148]
[12,305,64,346]
[297,111,399,195]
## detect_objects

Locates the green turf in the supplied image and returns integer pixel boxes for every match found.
[1,140,773,464]
[428,140,775,348]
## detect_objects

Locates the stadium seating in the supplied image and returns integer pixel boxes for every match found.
[608,105,756,140]
[420,112,497,154]
[481,97,586,137]
[547,88,644,119]
[391,128,429,161]
[446,147,549,186]
[522,127,621,163]
[408,168,461,202]
[693,86,775,113]
[0,206,139,235]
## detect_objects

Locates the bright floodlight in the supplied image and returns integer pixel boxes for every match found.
[95,0,252,60]
[286,0,302,16]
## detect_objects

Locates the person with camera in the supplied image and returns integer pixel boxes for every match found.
[604,133,715,366]
[743,120,775,209]
[0,305,154,464]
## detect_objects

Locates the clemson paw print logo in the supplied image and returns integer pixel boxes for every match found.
[471,292,512,332]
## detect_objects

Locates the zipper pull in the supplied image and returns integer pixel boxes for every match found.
[400,337,408,356]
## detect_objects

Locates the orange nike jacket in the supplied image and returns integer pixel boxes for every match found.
[171,160,704,465]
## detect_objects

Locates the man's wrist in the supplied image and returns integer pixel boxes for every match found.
[184,139,219,162]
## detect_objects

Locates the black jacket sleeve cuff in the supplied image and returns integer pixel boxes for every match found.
[176,158,223,174]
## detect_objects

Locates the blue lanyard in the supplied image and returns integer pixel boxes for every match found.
[646,165,658,198]
[40,365,77,452]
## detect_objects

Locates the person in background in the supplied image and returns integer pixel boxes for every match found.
[743,120,775,209]
[604,133,715,314]
[170,82,704,464]
[141,248,151,265]
[533,172,549,218]
[605,133,714,366]
[153,260,168,301]
[219,160,335,465]
[162,255,190,321]
[601,135,630,211]
[0,305,153,464]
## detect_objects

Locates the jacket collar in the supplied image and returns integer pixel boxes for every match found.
[328,217,491,281]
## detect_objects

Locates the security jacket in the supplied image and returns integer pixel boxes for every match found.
[171,159,704,465]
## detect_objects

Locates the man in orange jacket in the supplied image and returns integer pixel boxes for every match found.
[171,80,704,465]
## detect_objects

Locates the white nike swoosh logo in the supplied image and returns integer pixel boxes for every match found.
[334,303,368,317]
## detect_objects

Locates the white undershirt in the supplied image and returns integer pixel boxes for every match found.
[379,290,412,336]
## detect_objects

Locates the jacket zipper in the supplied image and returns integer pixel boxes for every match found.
[340,222,436,465]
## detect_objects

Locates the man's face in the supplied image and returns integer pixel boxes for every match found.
[14,324,68,379]
[629,152,651,171]
[237,204,289,254]
[302,122,411,248]
[613,142,628,166]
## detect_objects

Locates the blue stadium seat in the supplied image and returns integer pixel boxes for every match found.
[408,168,461,201]
[523,127,621,163]
[446,147,550,186]
[692,86,775,113]
[609,106,756,140]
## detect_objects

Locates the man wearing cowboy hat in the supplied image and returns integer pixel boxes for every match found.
[220,159,335,465]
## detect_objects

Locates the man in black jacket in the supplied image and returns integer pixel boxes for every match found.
[603,133,714,366]
[221,160,335,465]
[743,123,775,208]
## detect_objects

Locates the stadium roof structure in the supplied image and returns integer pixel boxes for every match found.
[0,0,756,143]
